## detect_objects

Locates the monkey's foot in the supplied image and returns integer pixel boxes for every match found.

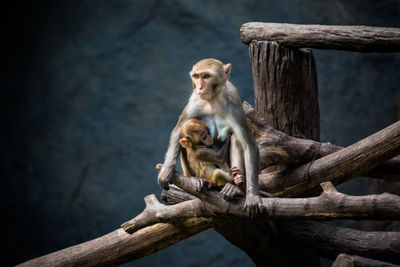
[243,194,262,218]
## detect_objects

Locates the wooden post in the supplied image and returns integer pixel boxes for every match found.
[249,40,320,141]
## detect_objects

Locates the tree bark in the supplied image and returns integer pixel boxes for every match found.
[281,221,400,264]
[332,253,400,267]
[249,41,320,141]
[241,23,400,52]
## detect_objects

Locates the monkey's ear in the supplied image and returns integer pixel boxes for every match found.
[224,63,232,79]
[179,138,191,149]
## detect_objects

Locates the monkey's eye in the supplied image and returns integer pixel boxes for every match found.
[193,74,199,79]
[203,74,211,79]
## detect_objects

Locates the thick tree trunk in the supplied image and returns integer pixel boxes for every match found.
[241,23,400,52]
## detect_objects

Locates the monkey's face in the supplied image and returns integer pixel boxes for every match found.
[191,71,218,101]
[201,130,213,147]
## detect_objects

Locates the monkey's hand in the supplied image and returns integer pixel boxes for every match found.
[157,164,175,190]
[220,183,244,200]
[243,194,262,218]
[230,167,245,187]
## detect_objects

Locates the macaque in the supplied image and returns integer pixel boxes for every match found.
[179,119,244,199]
[158,58,261,215]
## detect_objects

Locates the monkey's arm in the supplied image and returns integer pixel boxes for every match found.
[158,110,190,190]
[216,140,230,163]
[195,148,224,165]
[180,149,193,177]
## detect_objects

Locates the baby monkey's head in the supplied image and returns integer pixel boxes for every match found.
[179,119,213,149]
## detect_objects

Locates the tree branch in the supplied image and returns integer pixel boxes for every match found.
[139,173,400,222]
[18,218,209,267]
[281,221,400,264]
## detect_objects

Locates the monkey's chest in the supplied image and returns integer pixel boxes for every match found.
[206,115,230,142]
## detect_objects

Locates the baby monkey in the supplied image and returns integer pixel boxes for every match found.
[179,119,244,199]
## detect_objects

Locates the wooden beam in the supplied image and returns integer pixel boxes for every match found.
[241,22,400,52]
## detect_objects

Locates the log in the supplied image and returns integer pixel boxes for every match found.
[243,102,400,181]
[259,119,400,197]
[18,218,209,266]
[249,41,320,141]
[332,253,400,267]
[281,221,400,264]
[241,22,400,52]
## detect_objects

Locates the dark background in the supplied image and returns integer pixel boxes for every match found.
[2,1,400,266]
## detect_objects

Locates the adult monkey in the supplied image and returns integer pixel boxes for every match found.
[158,58,261,215]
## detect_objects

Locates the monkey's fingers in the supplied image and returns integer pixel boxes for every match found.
[233,174,245,186]
[195,179,206,192]
[220,184,235,200]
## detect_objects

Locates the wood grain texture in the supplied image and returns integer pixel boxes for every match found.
[241,22,400,52]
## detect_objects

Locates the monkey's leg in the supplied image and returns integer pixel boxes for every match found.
[209,169,232,187]
[230,134,245,174]
[210,169,244,200]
